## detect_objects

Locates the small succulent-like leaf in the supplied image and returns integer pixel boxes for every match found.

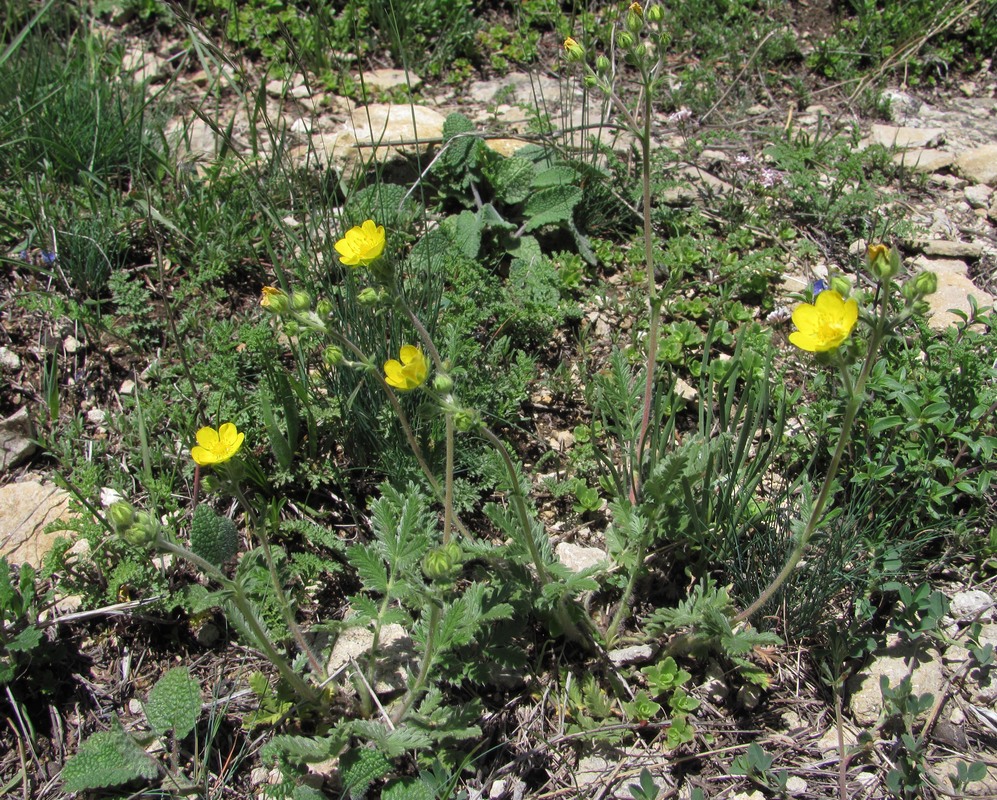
[61,717,158,792]
[144,667,202,740]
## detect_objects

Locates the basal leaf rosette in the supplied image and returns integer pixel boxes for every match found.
[788,290,859,353]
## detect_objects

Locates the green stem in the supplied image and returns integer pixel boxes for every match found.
[232,486,326,682]
[736,311,888,623]
[390,603,440,725]
[605,530,648,645]
[158,539,318,702]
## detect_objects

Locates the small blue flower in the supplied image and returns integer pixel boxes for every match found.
[40,251,57,265]
[811,278,828,295]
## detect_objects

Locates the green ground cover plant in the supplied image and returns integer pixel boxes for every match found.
[1,0,996,798]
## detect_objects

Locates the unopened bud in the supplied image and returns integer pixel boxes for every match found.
[913,270,937,297]
[617,31,635,49]
[422,546,457,581]
[200,475,220,493]
[323,345,345,369]
[108,501,136,533]
[316,298,333,318]
[260,286,290,315]
[454,408,481,432]
[583,74,599,89]
[291,290,312,311]
[357,287,381,306]
[646,4,664,22]
[829,276,852,297]
[563,37,585,63]
[433,373,454,393]
[596,55,611,73]
[284,320,301,336]
[867,243,900,280]
[626,4,644,33]
[121,510,161,549]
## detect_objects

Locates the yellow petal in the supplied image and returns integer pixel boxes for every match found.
[384,358,406,388]
[191,445,217,466]
[399,345,421,366]
[791,302,819,331]
[814,289,845,313]
[196,427,220,448]
[788,330,820,352]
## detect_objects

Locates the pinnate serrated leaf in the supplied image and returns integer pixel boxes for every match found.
[144,667,201,740]
[523,185,582,232]
[340,747,393,800]
[61,718,158,792]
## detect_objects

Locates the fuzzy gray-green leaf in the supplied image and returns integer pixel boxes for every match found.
[61,717,158,792]
[144,666,202,740]
[523,185,582,232]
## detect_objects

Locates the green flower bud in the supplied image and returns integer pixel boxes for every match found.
[617,31,635,49]
[432,373,454,393]
[867,243,900,280]
[284,320,301,336]
[122,510,161,550]
[563,37,585,63]
[260,287,290,315]
[422,546,456,581]
[357,287,381,306]
[596,55,611,73]
[108,501,136,533]
[583,74,599,89]
[913,270,937,297]
[626,7,644,33]
[291,290,312,311]
[316,298,333,318]
[454,407,481,432]
[829,275,852,297]
[323,345,345,368]
[646,4,664,22]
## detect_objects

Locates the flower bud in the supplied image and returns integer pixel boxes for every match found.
[108,501,137,533]
[829,276,852,297]
[583,74,599,89]
[122,510,161,550]
[260,286,290,315]
[315,298,333,318]
[867,243,900,280]
[432,373,454,393]
[617,31,635,49]
[357,287,381,306]
[563,37,585,63]
[596,55,611,73]
[912,270,937,297]
[454,407,482,432]
[284,320,301,336]
[626,4,644,33]
[646,3,664,22]
[323,345,345,369]
[422,545,458,581]
[291,290,312,311]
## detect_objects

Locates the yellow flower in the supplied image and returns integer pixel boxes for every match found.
[629,2,643,16]
[260,286,289,313]
[788,290,859,353]
[191,423,245,466]
[334,220,386,268]
[383,346,428,391]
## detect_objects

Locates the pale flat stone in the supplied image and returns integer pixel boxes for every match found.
[965,184,994,209]
[0,481,74,568]
[871,124,945,149]
[467,72,563,107]
[326,623,414,695]
[355,68,422,93]
[955,144,997,185]
[892,148,955,173]
[608,644,653,666]
[121,48,168,84]
[0,347,21,371]
[347,103,446,162]
[927,271,995,331]
[950,589,994,621]
[483,138,530,157]
[919,239,984,259]
[911,254,969,277]
[847,636,945,726]
[555,542,607,573]
[0,408,35,472]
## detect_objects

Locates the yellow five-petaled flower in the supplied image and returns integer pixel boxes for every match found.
[334,219,386,268]
[383,346,429,391]
[788,289,859,353]
[191,423,245,467]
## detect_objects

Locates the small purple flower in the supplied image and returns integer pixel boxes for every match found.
[667,107,693,125]
[758,168,785,188]
[811,278,828,295]
[734,154,754,168]
[40,251,57,265]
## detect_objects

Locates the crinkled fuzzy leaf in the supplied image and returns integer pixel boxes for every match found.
[261,731,349,765]
[451,210,482,259]
[532,165,579,188]
[7,625,43,653]
[61,718,158,792]
[144,667,202,740]
[523,185,582,232]
[382,777,436,800]
[490,156,535,204]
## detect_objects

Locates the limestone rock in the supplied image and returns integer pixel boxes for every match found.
[467,72,564,107]
[847,635,945,726]
[555,542,607,573]
[345,103,446,167]
[955,144,997,185]
[0,408,36,471]
[919,239,984,259]
[964,184,994,209]
[121,47,168,84]
[0,347,21,372]
[483,138,531,157]
[928,758,997,797]
[893,148,955,173]
[0,481,74,568]
[326,623,414,696]
[355,68,422,93]
[926,270,995,331]
[950,589,994,621]
[880,89,922,122]
[608,644,653,666]
[870,124,945,149]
